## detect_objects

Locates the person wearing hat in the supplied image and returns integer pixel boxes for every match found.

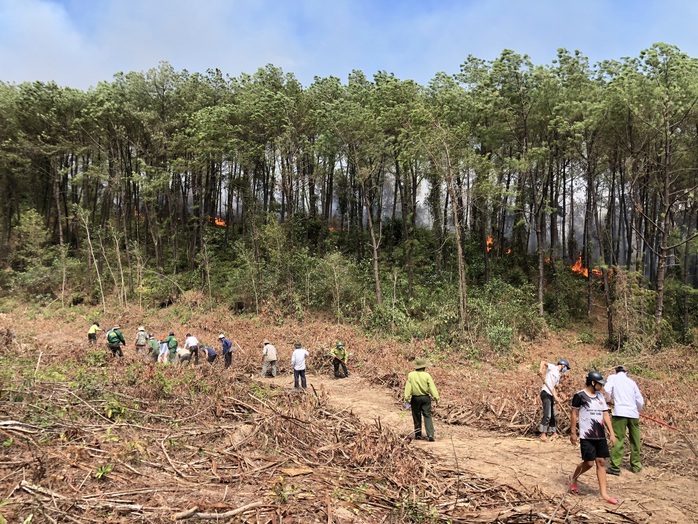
[135,326,148,355]
[330,341,349,379]
[147,334,160,363]
[569,371,618,505]
[87,322,102,345]
[604,366,645,475]
[219,334,233,369]
[538,359,570,442]
[261,339,278,377]
[184,333,200,365]
[291,341,309,389]
[404,358,440,442]
[105,325,126,358]
[164,332,178,363]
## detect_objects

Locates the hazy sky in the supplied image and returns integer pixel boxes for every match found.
[1,0,696,90]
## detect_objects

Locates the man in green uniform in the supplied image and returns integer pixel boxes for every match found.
[330,341,349,378]
[164,332,178,363]
[404,358,440,442]
[106,325,126,358]
[147,334,160,363]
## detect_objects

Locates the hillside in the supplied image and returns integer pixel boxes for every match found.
[0,302,697,523]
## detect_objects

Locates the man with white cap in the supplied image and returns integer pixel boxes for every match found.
[219,334,233,369]
[604,365,645,475]
[134,326,148,355]
[261,339,277,377]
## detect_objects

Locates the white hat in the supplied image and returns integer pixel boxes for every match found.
[218,334,225,339]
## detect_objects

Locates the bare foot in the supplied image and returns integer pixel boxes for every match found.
[601,496,619,505]
[539,434,548,442]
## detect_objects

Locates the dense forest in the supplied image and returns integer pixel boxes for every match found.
[1,43,697,351]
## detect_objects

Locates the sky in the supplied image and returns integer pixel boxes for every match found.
[1,0,698,90]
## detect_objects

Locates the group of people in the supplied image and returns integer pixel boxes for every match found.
[539,359,645,505]
[87,322,234,368]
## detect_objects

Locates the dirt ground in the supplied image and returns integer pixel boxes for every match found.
[266,371,698,523]
[1,303,697,522]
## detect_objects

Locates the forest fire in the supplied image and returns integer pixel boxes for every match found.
[214,217,227,227]
[486,236,493,252]
[571,256,603,277]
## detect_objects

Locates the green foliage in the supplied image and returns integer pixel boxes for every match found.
[544,263,587,328]
[94,464,113,480]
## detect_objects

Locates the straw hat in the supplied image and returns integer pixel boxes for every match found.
[413,357,428,369]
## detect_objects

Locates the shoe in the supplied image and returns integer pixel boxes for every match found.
[603,497,619,505]
[413,434,422,440]
[427,436,435,442]
[632,467,643,473]
[569,481,578,494]
[606,467,621,476]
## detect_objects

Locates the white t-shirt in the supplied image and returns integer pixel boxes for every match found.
[184,336,199,349]
[604,372,644,418]
[571,389,608,440]
[263,343,277,362]
[291,348,309,370]
[541,363,561,395]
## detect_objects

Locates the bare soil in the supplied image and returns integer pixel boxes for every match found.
[1,302,697,522]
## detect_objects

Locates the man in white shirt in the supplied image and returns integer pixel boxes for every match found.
[538,359,570,441]
[291,342,309,389]
[604,365,645,475]
[261,339,278,377]
[184,333,200,365]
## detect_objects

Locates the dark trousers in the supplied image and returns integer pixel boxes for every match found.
[190,346,199,365]
[224,352,232,369]
[410,395,434,438]
[539,391,556,434]
[207,354,217,364]
[108,344,123,357]
[333,358,348,378]
[294,369,307,388]
[88,333,96,345]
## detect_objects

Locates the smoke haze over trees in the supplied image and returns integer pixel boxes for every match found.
[1,43,697,350]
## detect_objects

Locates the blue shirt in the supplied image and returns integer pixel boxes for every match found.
[201,346,217,357]
[221,338,232,355]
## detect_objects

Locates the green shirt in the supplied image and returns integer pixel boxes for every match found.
[331,346,347,361]
[404,370,440,402]
[148,338,159,357]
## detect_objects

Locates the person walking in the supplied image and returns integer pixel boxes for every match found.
[147,334,160,363]
[331,341,349,378]
[201,345,218,365]
[538,359,570,441]
[158,336,169,364]
[105,325,126,358]
[291,341,309,389]
[261,339,278,377]
[404,358,440,441]
[164,332,178,364]
[219,334,233,369]
[135,326,148,355]
[87,322,102,345]
[569,371,618,505]
[184,333,200,365]
[604,365,645,475]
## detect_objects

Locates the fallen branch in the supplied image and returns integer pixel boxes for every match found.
[172,501,266,520]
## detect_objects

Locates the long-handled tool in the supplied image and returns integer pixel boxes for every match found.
[640,413,697,458]
[640,413,679,431]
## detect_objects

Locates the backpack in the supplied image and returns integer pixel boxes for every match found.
[107,330,119,344]
[135,331,148,346]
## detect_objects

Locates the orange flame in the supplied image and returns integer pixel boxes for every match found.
[486,236,493,252]
[591,268,603,276]
[506,249,511,255]
[571,256,588,277]
[214,217,226,227]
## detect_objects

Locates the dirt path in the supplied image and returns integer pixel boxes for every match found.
[267,371,697,523]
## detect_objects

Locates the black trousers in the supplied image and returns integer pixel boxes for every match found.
[224,352,232,368]
[333,358,348,378]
